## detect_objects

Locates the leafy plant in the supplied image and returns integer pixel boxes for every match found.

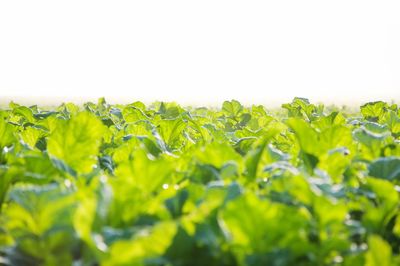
[0,98,399,265]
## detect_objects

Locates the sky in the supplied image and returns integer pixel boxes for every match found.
[0,0,399,106]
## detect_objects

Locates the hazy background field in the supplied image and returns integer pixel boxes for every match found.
[1,0,399,107]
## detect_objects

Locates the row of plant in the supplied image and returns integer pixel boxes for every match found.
[0,98,399,265]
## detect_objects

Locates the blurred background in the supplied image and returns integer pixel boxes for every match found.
[0,0,399,107]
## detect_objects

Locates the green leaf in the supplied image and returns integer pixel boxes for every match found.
[114,149,172,193]
[73,191,97,247]
[312,111,346,130]
[222,100,243,118]
[287,118,321,156]
[244,141,267,181]
[362,177,399,231]
[47,112,105,174]
[368,157,400,181]
[122,106,149,123]
[8,151,59,184]
[0,115,15,149]
[219,193,310,255]
[282,97,319,121]
[157,118,187,150]
[195,142,242,169]
[385,110,400,135]
[3,185,77,262]
[14,106,36,123]
[319,125,353,152]
[157,102,183,119]
[20,127,44,149]
[353,127,390,159]
[361,101,388,122]
[104,221,177,266]
[244,127,284,180]
[365,235,392,266]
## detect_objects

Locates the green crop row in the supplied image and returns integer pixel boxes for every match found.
[0,97,400,265]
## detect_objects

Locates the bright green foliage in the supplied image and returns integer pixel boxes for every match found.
[368,157,400,181]
[0,98,400,265]
[219,193,311,264]
[104,221,177,266]
[0,114,15,150]
[361,101,388,122]
[365,235,393,266]
[47,112,105,175]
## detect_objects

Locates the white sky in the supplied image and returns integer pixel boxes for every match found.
[0,0,399,106]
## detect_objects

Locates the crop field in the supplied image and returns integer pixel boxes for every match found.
[0,97,400,265]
